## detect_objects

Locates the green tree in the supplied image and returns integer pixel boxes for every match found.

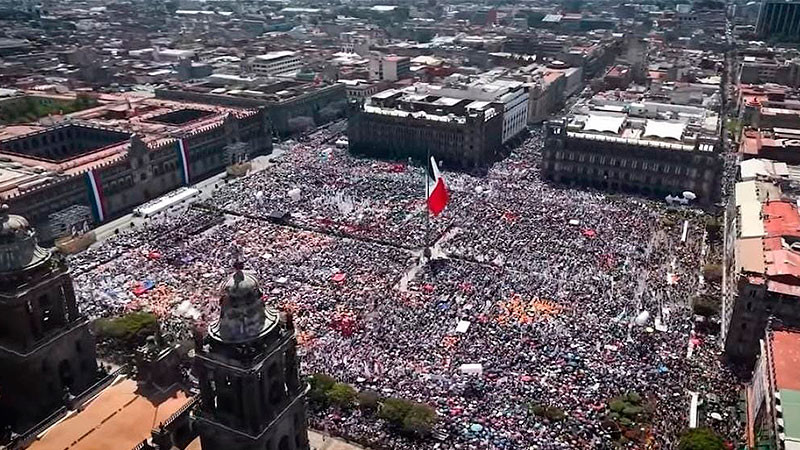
[705,216,722,240]
[678,428,724,450]
[379,397,413,424]
[703,264,722,283]
[358,390,380,411]
[692,294,720,316]
[307,373,336,406]
[545,406,566,421]
[610,398,627,412]
[528,403,546,417]
[95,311,157,341]
[626,392,642,404]
[327,383,357,408]
[402,403,438,436]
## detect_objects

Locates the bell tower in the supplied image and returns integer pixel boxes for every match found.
[0,205,98,433]
[194,262,309,450]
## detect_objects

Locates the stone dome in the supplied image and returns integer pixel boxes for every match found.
[223,270,261,300]
[209,266,278,344]
[0,206,30,236]
[0,205,49,274]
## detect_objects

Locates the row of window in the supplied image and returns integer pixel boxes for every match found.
[553,163,691,187]
[552,151,698,176]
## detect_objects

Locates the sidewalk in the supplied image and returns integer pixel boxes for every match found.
[89,150,284,245]
[309,430,366,450]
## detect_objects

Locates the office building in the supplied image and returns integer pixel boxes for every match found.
[369,54,411,82]
[757,0,800,42]
[251,51,304,76]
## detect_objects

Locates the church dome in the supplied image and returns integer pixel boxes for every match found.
[222,269,260,300]
[209,264,279,344]
[0,204,50,274]
[0,206,30,236]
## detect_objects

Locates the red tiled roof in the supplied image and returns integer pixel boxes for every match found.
[771,330,800,391]
[764,249,800,281]
[763,201,800,239]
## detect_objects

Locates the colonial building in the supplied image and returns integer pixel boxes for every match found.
[0,96,272,241]
[194,263,309,450]
[745,326,800,449]
[347,81,530,169]
[0,205,98,434]
[543,110,722,204]
[722,180,800,366]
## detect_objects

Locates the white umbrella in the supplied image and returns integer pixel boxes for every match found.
[683,191,696,200]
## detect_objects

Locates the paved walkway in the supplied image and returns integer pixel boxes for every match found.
[309,430,365,450]
[90,150,284,244]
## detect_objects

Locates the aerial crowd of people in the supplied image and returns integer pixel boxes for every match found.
[68,126,742,449]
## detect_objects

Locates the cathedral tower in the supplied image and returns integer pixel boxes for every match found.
[194,262,309,450]
[0,205,98,433]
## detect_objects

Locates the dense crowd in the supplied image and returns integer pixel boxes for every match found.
[69,126,742,449]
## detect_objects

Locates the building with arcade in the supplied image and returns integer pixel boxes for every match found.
[348,81,528,169]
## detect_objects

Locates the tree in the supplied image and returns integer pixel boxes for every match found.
[705,216,722,240]
[95,311,157,341]
[545,406,566,421]
[358,390,380,411]
[327,383,357,408]
[678,428,724,450]
[693,294,720,316]
[610,399,627,412]
[307,373,336,406]
[528,403,546,417]
[402,403,438,436]
[379,397,438,436]
[703,264,722,283]
[379,397,413,424]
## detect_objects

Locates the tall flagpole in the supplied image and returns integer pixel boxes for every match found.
[425,147,431,255]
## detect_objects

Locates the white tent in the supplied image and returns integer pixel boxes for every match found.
[459,363,483,376]
[583,114,626,134]
[643,120,687,141]
[455,320,471,334]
